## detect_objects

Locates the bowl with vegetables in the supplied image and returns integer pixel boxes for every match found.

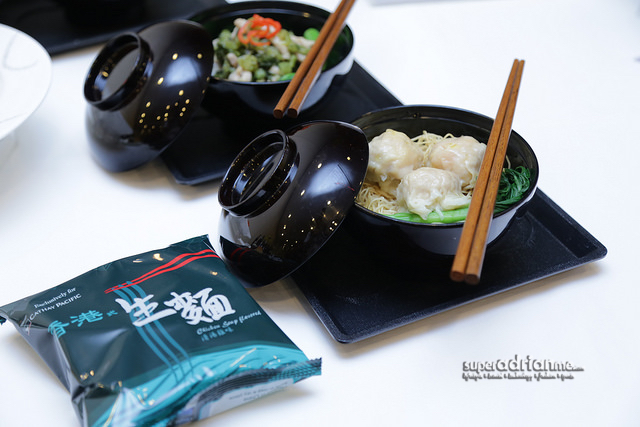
[191,1,355,116]
[346,105,539,257]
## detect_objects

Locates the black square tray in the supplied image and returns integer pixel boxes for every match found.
[290,190,607,343]
[158,61,606,344]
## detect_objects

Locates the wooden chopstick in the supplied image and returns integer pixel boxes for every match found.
[450,59,525,285]
[273,0,356,119]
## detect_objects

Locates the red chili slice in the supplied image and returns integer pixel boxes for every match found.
[237,14,282,46]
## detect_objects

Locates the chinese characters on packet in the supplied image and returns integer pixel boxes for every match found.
[48,287,235,338]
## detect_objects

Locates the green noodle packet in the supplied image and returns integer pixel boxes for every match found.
[0,235,321,426]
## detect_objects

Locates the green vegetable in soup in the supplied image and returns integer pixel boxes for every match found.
[391,208,472,224]
[388,166,532,224]
[495,166,532,211]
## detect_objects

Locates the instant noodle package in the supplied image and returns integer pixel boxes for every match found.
[0,235,321,426]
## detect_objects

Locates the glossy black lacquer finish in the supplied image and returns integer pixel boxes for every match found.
[191,1,355,116]
[349,105,540,257]
[216,121,368,287]
[84,20,214,172]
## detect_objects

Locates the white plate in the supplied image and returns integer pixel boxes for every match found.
[0,24,52,141]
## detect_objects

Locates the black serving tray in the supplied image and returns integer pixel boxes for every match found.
[158,61,607,344]
[290,189,607,343]
[0,0,225,55]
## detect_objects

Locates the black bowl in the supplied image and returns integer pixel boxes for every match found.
[347,105,539,258]
[191,1,355,116]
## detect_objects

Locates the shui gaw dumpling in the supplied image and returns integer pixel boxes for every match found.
[397,167,471,220]
[366,129,424,195]
[427,136,486,190]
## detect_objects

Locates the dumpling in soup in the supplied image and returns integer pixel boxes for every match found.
[427,136,486,190]
[397,167,471,220]
[366,129,424,196]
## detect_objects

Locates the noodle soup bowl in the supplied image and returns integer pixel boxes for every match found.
[347,105,539,258]
[192,1,355,116]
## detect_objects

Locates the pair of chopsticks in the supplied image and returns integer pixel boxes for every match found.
[273,0,356,119]
[450,59,525,285]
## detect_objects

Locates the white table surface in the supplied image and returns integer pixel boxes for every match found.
[1,0,638,425]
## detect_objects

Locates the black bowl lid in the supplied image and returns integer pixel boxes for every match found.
[84,20,214,160]
[215,120,369,287]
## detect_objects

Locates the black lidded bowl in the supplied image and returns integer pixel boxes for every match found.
[191,1,355,116]
[347,105,539,258]
[215,120,369,287]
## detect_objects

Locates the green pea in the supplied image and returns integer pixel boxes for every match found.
[304,28,320,40]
